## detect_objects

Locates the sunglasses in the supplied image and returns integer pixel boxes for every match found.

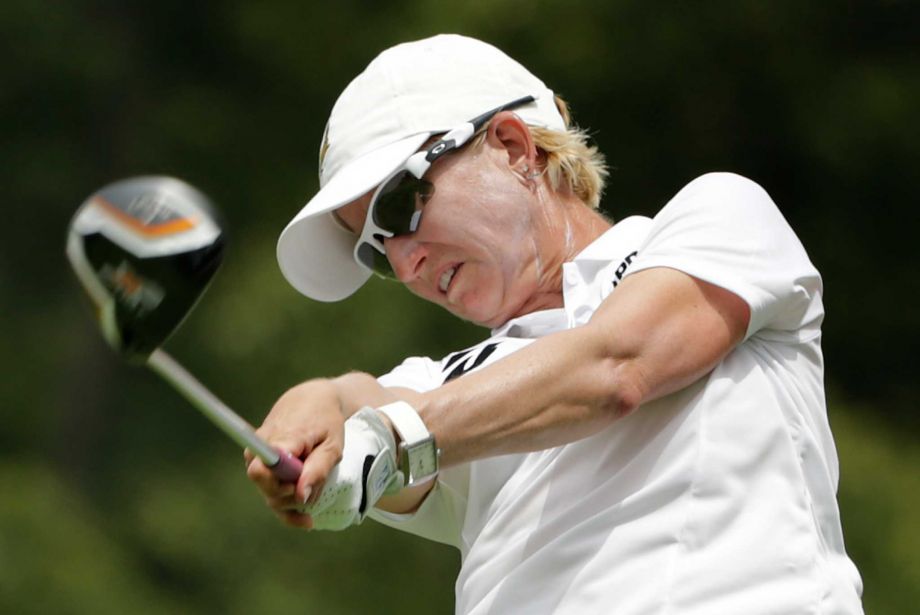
[353,95,536,279]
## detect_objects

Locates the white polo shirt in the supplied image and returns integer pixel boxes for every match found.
[370,173,863,614]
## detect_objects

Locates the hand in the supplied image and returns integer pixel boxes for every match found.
[245,379,346,528]
[300,407,401,530]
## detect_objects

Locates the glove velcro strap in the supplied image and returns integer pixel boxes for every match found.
[359,448,400,516]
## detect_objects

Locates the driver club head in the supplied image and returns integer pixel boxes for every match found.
[66,176,225,362]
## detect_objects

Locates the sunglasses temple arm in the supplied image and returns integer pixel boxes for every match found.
[417,119,484,169]
[468,95,536,131]
[418,95,539,170]
[406,153,432,177]
[440,95,537,152]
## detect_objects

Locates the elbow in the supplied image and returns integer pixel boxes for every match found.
[333,370,376,386]
[611,379,643,421]
[597,357,646,421]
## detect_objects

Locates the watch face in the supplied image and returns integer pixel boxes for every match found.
[403,437,438,484]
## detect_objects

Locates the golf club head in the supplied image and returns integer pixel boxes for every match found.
[66,176,225,362]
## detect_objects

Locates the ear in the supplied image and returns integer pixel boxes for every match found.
[485,111,539,175]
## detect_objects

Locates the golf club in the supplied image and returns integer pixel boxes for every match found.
[66,176,302,482]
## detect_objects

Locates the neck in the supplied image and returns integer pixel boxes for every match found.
[508,194,612,322]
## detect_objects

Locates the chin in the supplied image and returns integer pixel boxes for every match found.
[445,300,499,328]
[446,283,521,328]
[459,304,516,329]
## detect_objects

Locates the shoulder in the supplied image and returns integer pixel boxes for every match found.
[666,172,773,211]
[631,172,822,340]
[647,172,788,238]
[681,171,768,193]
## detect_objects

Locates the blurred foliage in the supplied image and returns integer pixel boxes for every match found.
[833,398,920,615]
[1,0,917,613]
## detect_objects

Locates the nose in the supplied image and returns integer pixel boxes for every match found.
[384,235,428,283]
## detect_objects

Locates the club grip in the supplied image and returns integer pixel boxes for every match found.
[270,450,304,483]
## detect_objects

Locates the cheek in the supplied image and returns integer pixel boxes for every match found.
[444,186,536,262]
[425,165,542,305]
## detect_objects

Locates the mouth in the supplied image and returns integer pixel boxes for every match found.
[438,264,460,294]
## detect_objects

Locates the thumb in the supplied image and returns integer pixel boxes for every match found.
[298,442,343,505]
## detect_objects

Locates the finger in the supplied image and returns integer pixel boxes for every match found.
[276,482,296,498]
[246,436,310,489]
[265,491,300,511]
[247,458,283,496]
[303,478,324,507]
[253,423,315,456]
[298,443,343,504]
[278,510,314,530]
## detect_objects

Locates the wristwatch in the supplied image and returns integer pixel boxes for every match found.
[376,401,440,488]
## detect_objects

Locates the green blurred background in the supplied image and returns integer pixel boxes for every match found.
[1,1,917,613]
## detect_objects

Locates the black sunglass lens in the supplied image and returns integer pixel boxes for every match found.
[374,175,426,235]
[418,179,434,205]
[356,242,396,279]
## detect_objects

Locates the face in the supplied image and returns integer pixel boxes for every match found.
[337,143,556,328]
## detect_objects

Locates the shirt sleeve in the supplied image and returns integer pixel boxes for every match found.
[626,172,824,342]
[367,466,469,550]
[377,356,444,392]
[370,356,469,549]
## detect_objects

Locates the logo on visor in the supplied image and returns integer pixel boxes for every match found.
[318,121,331,182]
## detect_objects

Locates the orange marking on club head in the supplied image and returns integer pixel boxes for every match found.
[114,269,142,294]
[93,196,196,236]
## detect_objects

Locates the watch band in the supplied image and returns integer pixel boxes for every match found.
[376,401,430,444]
[376,401,439,487]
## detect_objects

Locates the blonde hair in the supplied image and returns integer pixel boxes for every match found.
[473,95,609,209]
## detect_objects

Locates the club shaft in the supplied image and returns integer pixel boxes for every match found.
[147,349,280,465]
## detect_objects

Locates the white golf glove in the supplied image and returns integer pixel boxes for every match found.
[302,407,403,531]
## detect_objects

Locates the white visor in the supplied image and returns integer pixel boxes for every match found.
[277,133,430,301]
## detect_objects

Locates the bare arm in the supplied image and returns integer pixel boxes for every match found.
[247,266,749,523]
[418,267,749,466]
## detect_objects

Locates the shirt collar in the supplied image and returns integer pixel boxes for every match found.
[491,216,652,338]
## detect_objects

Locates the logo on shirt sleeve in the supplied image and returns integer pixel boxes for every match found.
[612,250,638,289]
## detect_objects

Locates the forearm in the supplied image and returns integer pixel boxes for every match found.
[322,329,634,468]
[418,323,641,467]
[329,371,394,417]
[325,371,423,415]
